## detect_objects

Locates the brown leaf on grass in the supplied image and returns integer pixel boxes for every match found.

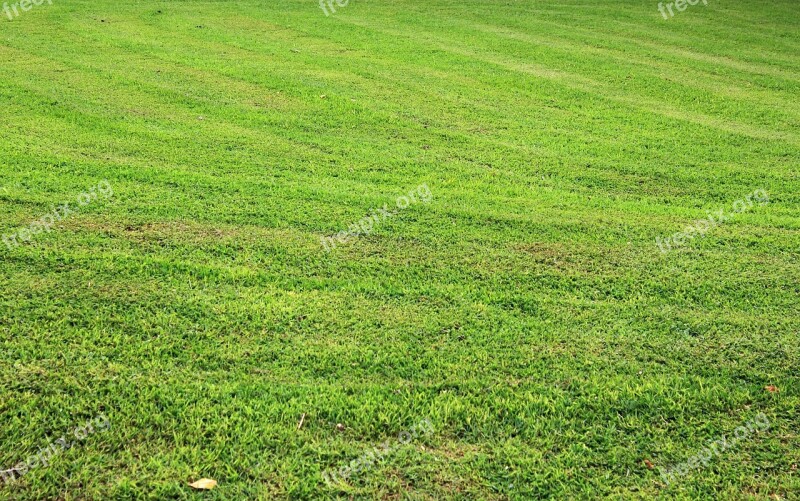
[643,459,655,469]
[189,478,218,490]
[765,385,779,393]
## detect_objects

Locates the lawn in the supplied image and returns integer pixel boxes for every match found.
[0,0,798,498]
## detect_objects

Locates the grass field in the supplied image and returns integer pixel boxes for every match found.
[1,0,799,498]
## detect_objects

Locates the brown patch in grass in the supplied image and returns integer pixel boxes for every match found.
[56,218,314,248]
[513,241,640,275]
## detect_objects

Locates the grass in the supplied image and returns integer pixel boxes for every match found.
[0,0,798,498]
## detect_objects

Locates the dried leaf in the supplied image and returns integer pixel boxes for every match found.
[765,385,779,393]
[643,459,654,469]
[189,478,217,490]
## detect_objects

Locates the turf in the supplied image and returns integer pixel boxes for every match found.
[0,0,798,499]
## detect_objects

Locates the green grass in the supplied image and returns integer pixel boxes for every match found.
[1,0,798,498]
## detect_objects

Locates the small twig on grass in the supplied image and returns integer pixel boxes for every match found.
[297,413,306,430]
